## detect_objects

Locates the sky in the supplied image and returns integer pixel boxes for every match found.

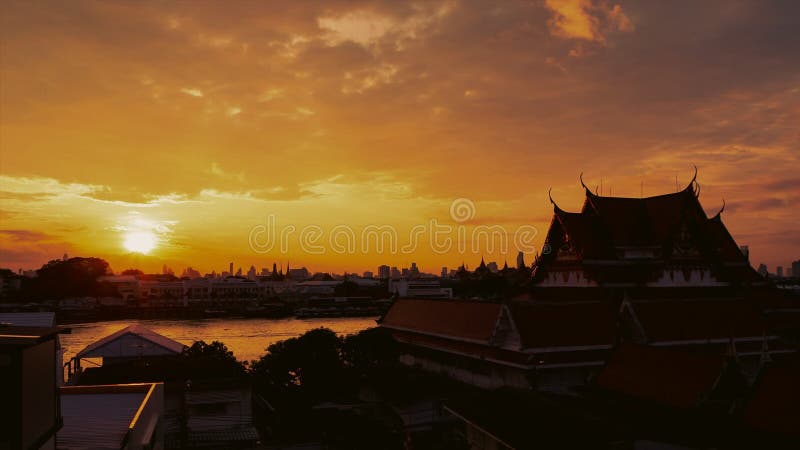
[1,0,798,275]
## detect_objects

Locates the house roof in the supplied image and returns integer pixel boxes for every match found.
[59,383,159,449]
[380,299,501,343]
[630,299,765,343]
[76,324,185,359]
[740,364,800,437]
[0,312,56,327]
[510,301,617,349]
[596,343,725,409]
[0,325,63,346]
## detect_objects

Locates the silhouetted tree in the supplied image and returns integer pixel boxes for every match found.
[182,340,247,377]
[23,257,113,300]
[121,268,144,276]
[342,327,398,374]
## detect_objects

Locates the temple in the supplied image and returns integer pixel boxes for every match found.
[380,170,797,394]
[533,170,763,294]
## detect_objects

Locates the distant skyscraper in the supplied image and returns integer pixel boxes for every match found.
[516,251,525,269]
[441,267,448,278]
[777,266,784,278]
[391,266,400,279]
[792,260,800,278]
[378,265,390,280]
[229,262,234,276]
[363,271,374,279]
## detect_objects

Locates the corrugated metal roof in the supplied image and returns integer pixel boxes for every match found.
[76,324,185,358]
[0,312,56,327]
[59,391,146,449]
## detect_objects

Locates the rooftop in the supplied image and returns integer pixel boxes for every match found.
[380,298,501,343]
[0,325,63,346]
[596,343,725,409]
[76,324,185,359]
[59,383,163,449]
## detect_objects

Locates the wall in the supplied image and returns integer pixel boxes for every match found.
[21,339,57,449]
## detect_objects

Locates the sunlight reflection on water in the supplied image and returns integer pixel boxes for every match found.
[60,316,379,363]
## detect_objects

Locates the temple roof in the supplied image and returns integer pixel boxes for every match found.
[541,173,750,272]
[740,363,800,437]
[580,186,702,247]
[628,299,766,343]
[510,302,617,349]
[596,343,725,409]
[380,299,501,343]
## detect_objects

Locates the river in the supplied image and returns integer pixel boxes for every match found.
[59,316,379,364]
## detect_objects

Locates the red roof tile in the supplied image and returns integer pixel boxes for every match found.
[510,302,617,349]
[582,189,698,247]
[741,364,800,436]
[631,300,765,343]
[381,299,501,342]
[388,329,533,367]
[596,343,725,409]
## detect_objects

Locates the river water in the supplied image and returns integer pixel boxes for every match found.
[59,316,379,364]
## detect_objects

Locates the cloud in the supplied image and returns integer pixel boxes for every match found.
[0,229,59,242]
[180,87,204,97]
[0,0,798,271]
[544,0,634,43]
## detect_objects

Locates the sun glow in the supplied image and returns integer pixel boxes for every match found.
[123,231,157,254]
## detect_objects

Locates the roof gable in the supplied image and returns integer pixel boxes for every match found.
[76,324,185,358]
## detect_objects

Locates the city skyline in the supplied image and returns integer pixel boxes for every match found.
[2,0,799,273]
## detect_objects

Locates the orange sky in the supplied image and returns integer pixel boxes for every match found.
[1,0,798,275]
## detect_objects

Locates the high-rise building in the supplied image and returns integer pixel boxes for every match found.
[777,266,784,278]
[441,267,448,278]
[229,262,234,275]
[378,265,390,280]
[792,260,800,278]
[391,266,401,279]
[363,271,374,279]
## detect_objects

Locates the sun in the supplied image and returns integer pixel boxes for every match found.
[123,231,157,254]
